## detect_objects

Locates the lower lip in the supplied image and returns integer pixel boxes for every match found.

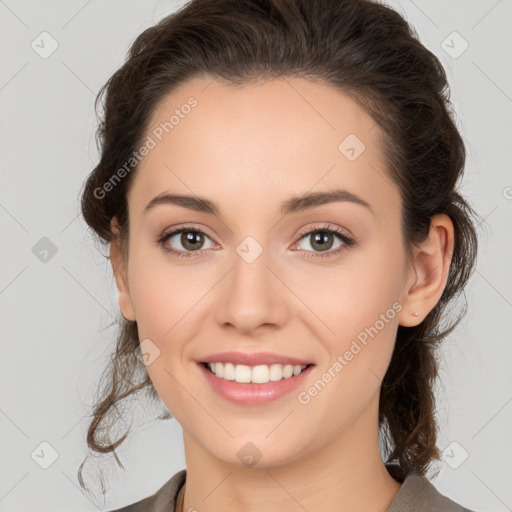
[197,362,314,405]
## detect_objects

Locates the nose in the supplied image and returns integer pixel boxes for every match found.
[213,240,289,336]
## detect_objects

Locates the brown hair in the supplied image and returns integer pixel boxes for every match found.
[78,0,478,492]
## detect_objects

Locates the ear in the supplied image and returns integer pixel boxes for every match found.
[110,217,136,322]
[398,214,455,327]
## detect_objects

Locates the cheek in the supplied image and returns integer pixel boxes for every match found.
[127,247,209,335]
[126,249,201,418]
[295,265,403,427]
[295,243,406,340]
[298,241,406,401]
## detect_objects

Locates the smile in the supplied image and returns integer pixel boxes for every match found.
[203,362,309,383]
[197,362,315,405]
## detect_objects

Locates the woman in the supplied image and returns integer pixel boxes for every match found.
[78,0,479,510]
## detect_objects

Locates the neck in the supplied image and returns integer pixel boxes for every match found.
[180,393,402,512]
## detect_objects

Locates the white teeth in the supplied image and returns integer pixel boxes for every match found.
[235,364,252,383]
[223,362,235,380]
[206,362,308,383]
[251,365,269,383]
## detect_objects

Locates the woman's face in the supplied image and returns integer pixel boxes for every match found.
[112,76,416,468]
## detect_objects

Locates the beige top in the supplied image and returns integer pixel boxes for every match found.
[108,468,476,511]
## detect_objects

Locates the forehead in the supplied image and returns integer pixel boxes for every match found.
[128,76,399,217]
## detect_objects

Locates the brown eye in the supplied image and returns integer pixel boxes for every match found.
[180,230,205,251]
[158,227,217,257]
[297,229,344,253]
[292,224,356,260]
[309,231,335,252]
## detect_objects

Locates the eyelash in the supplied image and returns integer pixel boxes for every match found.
[156,223,357,260]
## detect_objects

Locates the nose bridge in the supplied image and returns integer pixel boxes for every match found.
[214,233,288,333]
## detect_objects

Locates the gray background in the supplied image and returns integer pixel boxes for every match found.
[1,0,511,510]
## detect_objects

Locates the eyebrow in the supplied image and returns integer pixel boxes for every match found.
[143,188,373,217]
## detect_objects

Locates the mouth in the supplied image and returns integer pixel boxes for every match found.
[199,361,315,384]
[197,360,315,405]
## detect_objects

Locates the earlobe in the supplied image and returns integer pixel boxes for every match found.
[110,217,136,322]
[398,214,455,327]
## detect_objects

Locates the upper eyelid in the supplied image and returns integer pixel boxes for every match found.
[161,224,216,243]
[296,223,352,239]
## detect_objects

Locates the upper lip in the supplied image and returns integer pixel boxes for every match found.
[198,351,314,366]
